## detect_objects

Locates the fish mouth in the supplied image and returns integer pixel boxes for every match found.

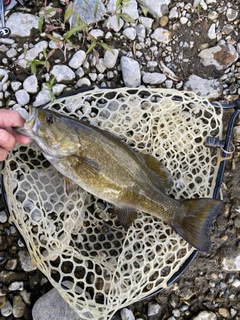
[15,106,38,138]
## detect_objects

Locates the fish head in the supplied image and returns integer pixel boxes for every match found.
[17,106,80,158]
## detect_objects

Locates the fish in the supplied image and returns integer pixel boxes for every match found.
[16,106,223,252]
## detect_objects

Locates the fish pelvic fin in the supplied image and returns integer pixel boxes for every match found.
[114,207,138,229]
[171,199,223,252]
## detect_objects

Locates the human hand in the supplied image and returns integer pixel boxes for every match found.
[0,109,31,161]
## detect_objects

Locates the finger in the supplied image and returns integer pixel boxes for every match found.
[12,131,31,145]
[0,110,25,128]
[0,148,8,161]
[0,129,16,151]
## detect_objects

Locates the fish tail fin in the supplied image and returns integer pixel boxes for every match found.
[171,199,223,252]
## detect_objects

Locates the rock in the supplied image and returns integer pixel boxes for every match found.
[120,308,135,320]
[32,288,81,320]
[218,308,230,318]
[17,41,48,68]
[123,27,136,40]
[122,0,139,20]
[6,48,17,58]
[70,0,106,25]
[12,295,26,318]
[147,301,161,316]
[8,281,24,291]
[184,75,223,99]
[151,28,172,44]
[135,24,146,38]
[138,0,168,18]
[50,65,75,83]
[23,75,38,94]
[222,250,240,271]
[33,89,51,106]
[198,44,239,71]
[76,77,91,87]
[208,23,216,39]
[1,299,12,317]
[192,311,217,320]
[15,90,30,106]
[68,50,86,69]
[88,29,105,40]
[0,210,7,223]
[139,17,153,29]
[169,7,179,19]
[107,15,124,32]
[120,56,141,87]
[226,8,238,22]
[103,49,119,69]
[18,250,37,272]
[142,72,166,84]
[52,84,66,96]
[6,13,38,37]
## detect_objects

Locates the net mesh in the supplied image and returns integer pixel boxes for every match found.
[3,88,223,319]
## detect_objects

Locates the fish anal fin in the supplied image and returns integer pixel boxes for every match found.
[114,206,138,229]
[64,177,77,196]
[140,153,172,190]
[171,199,223,252]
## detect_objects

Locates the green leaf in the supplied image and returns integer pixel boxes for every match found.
[99,42,114,54]
[120,12,135,23]
[46,34,63,43]
[64,24,86,39]
[93,1,98,18]
[140,5,148,16]
[46,8,56,15]
[45,60,50,72]
[86,42,97,54]
[38,16,44,33]
[64,2,74,23]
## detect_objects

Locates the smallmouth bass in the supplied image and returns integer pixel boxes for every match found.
[17,106,222,252]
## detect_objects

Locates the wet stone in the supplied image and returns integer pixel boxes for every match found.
[226,8,238,21]
[1,299,13,317]
[13,295,26,318]
[120,308,135,320]
[8,281,24,291]
[0,210,7,223]
[147,301,161,316]
[18,250,37,272]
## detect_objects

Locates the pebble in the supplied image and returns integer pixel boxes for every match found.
[6,13,39,37]
[123,27,136,40]
[0,210,7,223]
[120,308,135,320]
[52,84,66,96]
[139,17,153,29]
[222,251,240,271]
[184,75,223,99]
[1,299,13,317]
[198,44,238,70]
[226,8,238,22]
[50,65,75,83]
[121,0,139,21]
[121,56,141,87]
[192,311,217,320]
[147,301,161,316]
[208,23,216,39]
[88,29,105,40]
[15,89,30,106]
[13,295,26,318]
[135,24,146,39]
[17,41,48,68]
[103,49,119,69]
[70,0,106,25]
[151,28,172,44]
[18,250,37,272]
[107,15,124,32]
[5,258,17,270]
[68,50,86,69]
[142,72,166,84]
[32,288,80,320]
[33,89,51,106]
[8,281,24,291]
[76,77,91,87]
[23,75,39,94]
[138,0,169,18]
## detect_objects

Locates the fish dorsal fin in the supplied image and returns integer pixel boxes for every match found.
[114,206,138,229]
[140,153,172,190]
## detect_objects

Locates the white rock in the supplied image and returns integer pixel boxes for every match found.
[147,301,161,316]
[123,27,136,40]
[122,0,139,20]
[184,75,222,99]
[17,41,48,68]
[70,0,106,25]
[8,281,24,291]
[6,13,38,37]
[151,28,172,44]
[18,250,37,272]
[107,15,124,32]
[138,0,168,18]
[198,44,238,70]
[169,7,179,19]
[136,24,146,38]
[192,311,217,320]
[88,29,105,40]
[23,75,38,94]
[33,89,51,106]
[6,48,17,58]
[15,90,30,106]
[103,49,119,69]
[120,56,141,87]
[208,23,216,39]
[1,300,12,317]
[68,50,86,69]
[120,308,135,320]
[96,58,107,73]
[142,72,166,84]
[139,17,153,29]
[32,288,81,320]
[52,84,66,96]
[226,8,238,21]
[0,210,7,223]
[11,81,22,92]
[50,65,75,82]
[222,253,240,271]
[180,17,188,24]
[76,78,91,87]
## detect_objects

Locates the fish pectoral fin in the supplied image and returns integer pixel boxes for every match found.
[70,155,100,178]
[114,206,138,229]
[140,153,172,190]
[171,199,223,252]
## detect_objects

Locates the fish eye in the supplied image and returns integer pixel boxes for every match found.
[46,116,54,124]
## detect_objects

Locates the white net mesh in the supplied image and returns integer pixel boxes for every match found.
[3,88,223,319]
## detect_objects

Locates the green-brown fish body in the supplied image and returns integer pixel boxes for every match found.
[17,107,222,251]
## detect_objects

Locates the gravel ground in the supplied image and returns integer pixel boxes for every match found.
[0,0,240,319]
